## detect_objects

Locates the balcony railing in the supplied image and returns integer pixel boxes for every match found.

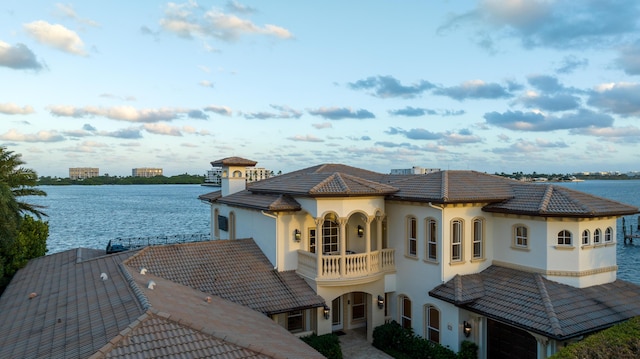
[297,248,395,281]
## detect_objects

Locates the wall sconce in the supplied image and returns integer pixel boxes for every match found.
[357,225,364,237]
[463,321,472,337]
[294,229,301,242]
[377,295,385,309]
[323,304,330,320]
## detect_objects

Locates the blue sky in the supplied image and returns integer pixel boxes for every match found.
[1,1,640,177]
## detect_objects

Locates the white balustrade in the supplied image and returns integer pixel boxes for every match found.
[297,248,395,280]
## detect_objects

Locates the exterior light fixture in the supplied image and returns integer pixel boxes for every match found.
[294,229,301,242]
[463,321,472,337]
[323,304,330,319]
[377,295,385,309]
[357,225,364,237]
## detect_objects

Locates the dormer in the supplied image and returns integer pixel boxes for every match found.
[210,157,257,196]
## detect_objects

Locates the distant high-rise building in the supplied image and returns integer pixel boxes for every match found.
[390,166,440,175]
[204,161,272,186]
[69,167,99,180]
[132,168,163,177]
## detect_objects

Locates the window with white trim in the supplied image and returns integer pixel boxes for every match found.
[424,305,440,343]
[472,218,484,259]
[426,218,437,261]
[286,310,304,332]
[400,295,412,329]
[451,219,463,262]
[514,225,528,248]
[582,230,590,245]
[309,228,316,253]
[557,230,572,246]
[605,227,613,243]
[322,219,339,254]
[594,228,601,244]
[407,216,417,257]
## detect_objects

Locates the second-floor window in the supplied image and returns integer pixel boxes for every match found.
[582,230,590,245]
[451,219,463,262]
[408,216,417,257]
[594,228,601,244]
[605,227,613,243]
[557,230,572,246]
[472,218,484,259]
[427,218,437,261]
[309,228,316,253]
[514,225,528,248]
[323,219,339,254]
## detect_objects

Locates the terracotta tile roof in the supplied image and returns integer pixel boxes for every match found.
[429,265,640,340]
[484,184,640,217]
[210,156,257,167]
[0,249,144,359]
[218,190,302,211]
[124,239,326,315]
[97,267,324,359]
[208,163,638,217]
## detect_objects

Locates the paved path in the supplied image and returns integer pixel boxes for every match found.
[339,328,393,359]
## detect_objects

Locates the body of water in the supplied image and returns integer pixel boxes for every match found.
[29,180,640,284]
[30,184,211,254]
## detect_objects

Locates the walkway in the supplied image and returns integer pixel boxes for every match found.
[339,328,393,359]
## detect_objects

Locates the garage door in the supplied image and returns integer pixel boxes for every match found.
[487,319,537,359]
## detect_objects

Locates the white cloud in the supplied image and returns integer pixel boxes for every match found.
[24,20,86,56]
[143,123,183,136]
[0,102,35,115]
[0,129,65,142]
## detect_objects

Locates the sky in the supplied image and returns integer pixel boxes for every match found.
[1,1,640,177]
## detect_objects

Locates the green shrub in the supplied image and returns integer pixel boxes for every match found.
[458,340,479,359]
[551,317,640,359]
[301,333,343,359]
[373,321,460,359]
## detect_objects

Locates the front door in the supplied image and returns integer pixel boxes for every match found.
[351,292,366,325]
[332,297,343,331]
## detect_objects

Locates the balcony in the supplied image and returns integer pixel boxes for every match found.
[297,249,395,284]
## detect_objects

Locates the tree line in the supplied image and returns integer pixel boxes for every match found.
[37,173,205,185]
[0,147,48,293]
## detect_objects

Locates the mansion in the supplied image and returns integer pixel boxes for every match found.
[199,157,640,359]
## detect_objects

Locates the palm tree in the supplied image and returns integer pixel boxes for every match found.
[0,147,47,220]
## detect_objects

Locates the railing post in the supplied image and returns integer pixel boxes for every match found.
[338,217,347,276]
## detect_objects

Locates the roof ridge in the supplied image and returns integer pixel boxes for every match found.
[309,173,344,193]
[441,171,449,201]
[555,186,597,215]
[454,274,463,303]
[534,274,563,336]
[539,185,554,212]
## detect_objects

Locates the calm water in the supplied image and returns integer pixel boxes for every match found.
[29,181,640,283]
[30,184,211,254]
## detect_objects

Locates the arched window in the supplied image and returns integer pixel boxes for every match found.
[472,218,484,259]
[426,218,437,261]
[605,227,613,243]
[451,219,463,262]
[400,295,412,329]
[424,305,440,343]
[407,216,417,257]
[214,208,220,239]
[557,230,572,245]
[594,228,601,244]
[322,218,339,254]
[582,230,590,245]
[514,225,528,248]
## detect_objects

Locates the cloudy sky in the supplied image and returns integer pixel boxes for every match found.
[2,1,640,177]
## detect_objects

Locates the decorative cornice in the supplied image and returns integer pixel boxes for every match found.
[492,260,617,278]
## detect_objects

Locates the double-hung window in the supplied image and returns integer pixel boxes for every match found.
[408,217,417,257]
[472,218,484,259]
[582,230,590,245]
[593,228,601,244]
[605,227,613,243]
[451,219,463,262]
[427,219,437,261]
[514,225,528,248]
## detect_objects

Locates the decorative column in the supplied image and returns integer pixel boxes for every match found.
[364,215,373,272]
[376,213,386,251]
[315,217,324,278]
[338,217,347,276]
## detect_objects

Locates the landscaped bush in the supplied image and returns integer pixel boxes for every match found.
[373,321,464,359]
[550,317,640,359]
[301,333,343,359]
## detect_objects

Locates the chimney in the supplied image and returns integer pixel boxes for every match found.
[210,157,257,196]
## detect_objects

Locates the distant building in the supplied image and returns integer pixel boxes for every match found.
[390,166,440,175]
[69,167,99,180]
[132,168,163,177]
[205,158,271,186]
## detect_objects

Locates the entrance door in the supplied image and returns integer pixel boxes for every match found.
[332,297,343,331]
[351,292,366,324]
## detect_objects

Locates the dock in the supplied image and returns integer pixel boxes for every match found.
[106,233,210,254]
[623,217,640,244]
